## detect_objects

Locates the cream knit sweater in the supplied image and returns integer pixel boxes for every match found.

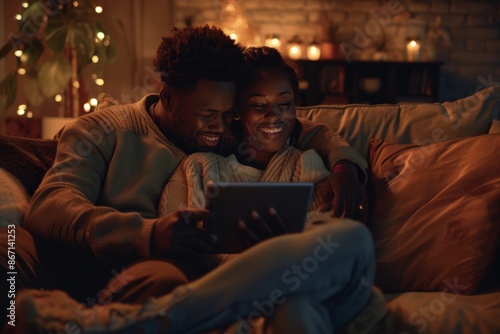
[159,146,332,225]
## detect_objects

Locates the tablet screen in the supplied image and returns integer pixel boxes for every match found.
[205,182,314,253]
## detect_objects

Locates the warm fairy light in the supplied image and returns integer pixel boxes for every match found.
[14,50,23,57]
[73,1,79,6]
[20,53,28,63]
[95,6,103,13]
[103,40,110,46]
[92,55,99,63]
[95,78,104,86]
[26,111,33,118]
[83,103,91,112]
[15,14,22,21]
[21,2,29,8]
[17,108,25,116]
[229,33,238,41]
[72,81,80,88]
[90,98,98,106]
[225,3,235,12]
[55,94,63,102]
[96,32,105,40]
[91,73,97,79]
[17,68,26,75]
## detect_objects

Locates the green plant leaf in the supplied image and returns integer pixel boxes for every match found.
[38,54,71,98]
[0,72,18,111]
[23,69,45,106]
[45,16,69,53]
[105,40,117,63]
[23,38,44,69]
[67,24,96,71]
[0,41,14,59]
[19,1,46,42]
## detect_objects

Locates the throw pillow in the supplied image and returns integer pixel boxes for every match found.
[0,168,29,227]
[369,134,500,294]
[489,119,500,134]
[0,135,57,196]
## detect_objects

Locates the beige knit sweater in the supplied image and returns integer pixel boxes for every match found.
[159,146,332,225]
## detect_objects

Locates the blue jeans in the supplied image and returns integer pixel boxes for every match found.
[164,219,375,333]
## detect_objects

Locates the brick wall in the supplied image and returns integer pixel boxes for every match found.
[173,0,500,102]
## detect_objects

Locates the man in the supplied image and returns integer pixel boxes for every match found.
[1,25,367,329]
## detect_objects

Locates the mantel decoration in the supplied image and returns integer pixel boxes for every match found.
[0,0,116,118]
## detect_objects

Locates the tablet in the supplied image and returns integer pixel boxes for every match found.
[205,182,314,253]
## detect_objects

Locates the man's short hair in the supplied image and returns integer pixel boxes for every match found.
[153,25,245,90]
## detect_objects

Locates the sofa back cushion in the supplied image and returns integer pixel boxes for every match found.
[297,86,500,158]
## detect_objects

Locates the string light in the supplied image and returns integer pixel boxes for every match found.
[72,81,80,88]
[26,111,33,118]
[73,1,79,7]
[21,2,29,8]
[55,94,63,102]
[92,55,99,63]
[95,6,103,13]
[90,98,98,106]
[17,106,26,115]
[95,78,104,86]
[96,32,105,41]
[17,68,26,75]
[83,103,91,112]
[14,50,23,57]
[15,14,22,21]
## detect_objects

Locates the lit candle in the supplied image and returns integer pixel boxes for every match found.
[287,35,303,60]
[406,38,421,62]
[307,41,321,61]
[288,45,302,59]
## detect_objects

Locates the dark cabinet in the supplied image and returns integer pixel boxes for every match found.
[295,60,444,106]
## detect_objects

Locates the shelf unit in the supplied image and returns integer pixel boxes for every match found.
[295,60,444,106]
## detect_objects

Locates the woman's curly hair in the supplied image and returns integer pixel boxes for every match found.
[153,25,245,90]
[237,46,300,104]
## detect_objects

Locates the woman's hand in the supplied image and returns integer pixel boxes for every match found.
[153,208,218,259]
[319,161,367,223]
[238,208,288,247]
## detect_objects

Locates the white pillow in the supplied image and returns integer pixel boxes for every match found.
[0,167,29,227]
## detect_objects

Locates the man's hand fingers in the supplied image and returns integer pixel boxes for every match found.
[332,194,345,218]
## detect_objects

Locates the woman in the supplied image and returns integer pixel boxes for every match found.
[18,48,383,334]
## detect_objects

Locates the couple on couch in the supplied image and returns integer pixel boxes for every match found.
[4,26,385,333]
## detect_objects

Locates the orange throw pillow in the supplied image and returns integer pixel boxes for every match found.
[369,134,500,294]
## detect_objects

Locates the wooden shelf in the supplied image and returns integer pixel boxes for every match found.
[295,60,444,106]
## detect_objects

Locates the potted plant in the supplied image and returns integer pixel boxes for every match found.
[0,0,116,118]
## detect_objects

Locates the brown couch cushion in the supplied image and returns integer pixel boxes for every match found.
[0,135,57,196]
[369,134,500,294]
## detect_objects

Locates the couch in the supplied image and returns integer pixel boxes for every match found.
[1,86,499,333]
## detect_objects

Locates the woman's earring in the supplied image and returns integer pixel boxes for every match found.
[233,113,241,121]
